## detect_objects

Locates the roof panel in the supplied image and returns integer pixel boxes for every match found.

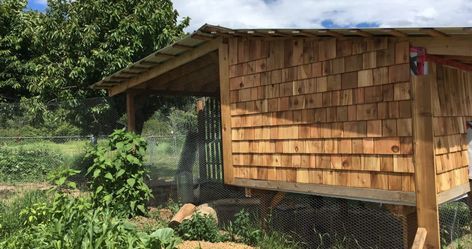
[92,24,472,90]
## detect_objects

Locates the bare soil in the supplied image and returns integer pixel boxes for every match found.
[178,240,255,249]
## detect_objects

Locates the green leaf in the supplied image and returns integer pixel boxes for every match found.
[95,186,103,194]
[103,194,112,203]
[126,178,136,187]
[93,169,101,178]
[67,182,77,189]
[116,169,125,178]
[104,173,113,180]
[55,176,66,186]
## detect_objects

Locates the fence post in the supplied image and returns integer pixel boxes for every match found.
[126,91,136,132]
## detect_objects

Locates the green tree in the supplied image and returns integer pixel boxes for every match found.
[0,0,189,135]
[0,0,41,102]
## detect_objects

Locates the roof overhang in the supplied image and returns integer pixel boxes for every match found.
[92,24,472,96]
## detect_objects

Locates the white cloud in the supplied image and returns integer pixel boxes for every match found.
[173,0,472,32]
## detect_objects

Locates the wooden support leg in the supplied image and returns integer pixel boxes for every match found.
[385,205,417,248]
[244,188,286,227]
[196,98,207,182]
[412,68,440,249]
[126,91,136,132]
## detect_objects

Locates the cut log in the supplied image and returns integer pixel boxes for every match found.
[169,203,196,227]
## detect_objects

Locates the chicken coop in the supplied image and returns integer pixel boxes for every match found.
[92,24,472,248]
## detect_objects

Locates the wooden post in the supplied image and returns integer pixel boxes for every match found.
[197,98,207,182]
[218,38,234,184]
[412,64,440,249]
[126,91,136,132]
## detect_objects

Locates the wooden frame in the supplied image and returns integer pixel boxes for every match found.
[234,178,416,205]
[411,66,440,249]
[218,39,234,184]
[110,38,221,96]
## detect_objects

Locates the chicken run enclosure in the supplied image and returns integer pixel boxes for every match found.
[92,25,472,249]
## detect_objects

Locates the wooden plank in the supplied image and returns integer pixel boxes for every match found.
[219,40,235,184]
[109,38,221,96]
[126,91,136,132]
[409,37,472,57]
[233,178,416,206]
[437,182,470,204]
[411,227,427,249]
[412,66,441,249]
[197,99,207,181]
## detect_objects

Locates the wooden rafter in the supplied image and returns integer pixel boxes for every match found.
[317,29,344,38]
[139,51,218,89]
[108,37,221,96]
[382,28,408,38]
[421,28,447,38]
[349,29,373,37]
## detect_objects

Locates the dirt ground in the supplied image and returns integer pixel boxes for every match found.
[178,240,254,249]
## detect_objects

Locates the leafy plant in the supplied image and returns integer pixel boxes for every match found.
[226,209,262,245]
[177,213,222,242]
[86,129,151,217]
[0,190,50,238]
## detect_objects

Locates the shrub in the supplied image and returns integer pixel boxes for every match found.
[177,213,222,242]
[0,146,64,182]
[86,129,152,217]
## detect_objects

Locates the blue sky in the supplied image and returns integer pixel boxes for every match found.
[26,0,46,11]
[26,0,472,32]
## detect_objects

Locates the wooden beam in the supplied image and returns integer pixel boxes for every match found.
[426,54,472,72]
[108,38,221,96]
[317,30,344,38]
[382,28,408,38]
[128,88,218,97]
[437,182,470,204]
[219,39,234,185]
[164,64,219,92]
[412,64,440,249]
[232,178,416,205]
[172,43,194,50]
[126,91,136,132]
[411,228,427,249]
[421,28,447,38]
[191,33,215,41]
[410,37,472,57]
[141,51,218,90]
[349,29,373,37]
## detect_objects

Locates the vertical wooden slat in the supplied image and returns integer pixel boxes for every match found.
[412,64,440,249]
[126,91,136,132]
[219,39,234,184]
[197,98,207,181]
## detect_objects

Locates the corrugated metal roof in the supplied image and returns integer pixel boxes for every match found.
[91,24,472,90]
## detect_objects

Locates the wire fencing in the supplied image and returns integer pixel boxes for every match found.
[0,98,471,248]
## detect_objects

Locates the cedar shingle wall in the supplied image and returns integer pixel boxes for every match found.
[432,64,471,193]
[228,37,415,192]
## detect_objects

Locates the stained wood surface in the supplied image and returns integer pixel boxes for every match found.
[219,40,234,184]
[227,36,415,192]
[412,67,440,249]
[431,64,471,193]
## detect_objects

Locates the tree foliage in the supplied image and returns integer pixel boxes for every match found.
[0,0,189,135]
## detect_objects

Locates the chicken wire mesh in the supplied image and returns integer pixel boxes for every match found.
[0,97,471,248]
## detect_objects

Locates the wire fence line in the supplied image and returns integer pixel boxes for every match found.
[0,99,471,248]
